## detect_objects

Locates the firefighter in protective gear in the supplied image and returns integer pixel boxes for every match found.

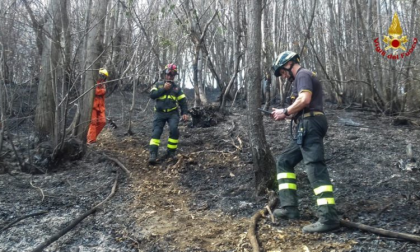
[87,68,108,144]
[270,51,340,233]
[148,63,188,165]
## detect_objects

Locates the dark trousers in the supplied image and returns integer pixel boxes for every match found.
[149,111,180,153]
[277,115,339,224]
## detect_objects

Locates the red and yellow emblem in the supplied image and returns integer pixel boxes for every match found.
[383,13,408,51]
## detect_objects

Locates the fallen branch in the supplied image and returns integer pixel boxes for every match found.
[376,203,392,217]
[30,176,45,201]
[247,191,279,252]
[0,211,48,233]
[265,205,275,223]
[31,171,120,252]
[344,123,370,128]
[190,150,235,155]
[221,138,242,151]
[170,155,185,170]
[374,174,401,187]
[340,219,420,243]
[103,153,131,177]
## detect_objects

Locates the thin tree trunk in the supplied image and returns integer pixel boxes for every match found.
[193,45,202,107]
[76,0,109,143]
[0,42,5,154]
[246,0,276,195]
[34,0,62,140]
[197,48,208,105]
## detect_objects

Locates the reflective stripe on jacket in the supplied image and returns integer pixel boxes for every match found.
[150,81,188,114]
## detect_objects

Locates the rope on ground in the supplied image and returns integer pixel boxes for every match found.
[340,219,420,243]
[247,191,279,252]
[31,171,120,252]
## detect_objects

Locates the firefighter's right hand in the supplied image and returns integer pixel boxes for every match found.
[164,82,172,90]
[272,108,287,121]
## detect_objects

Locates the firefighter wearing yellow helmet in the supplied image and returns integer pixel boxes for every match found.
[87,68,108,144]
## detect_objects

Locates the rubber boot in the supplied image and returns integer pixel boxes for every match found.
[302,205,340,233]
[148,151,157,165]
[273,206,300,220]
[166,149,177,160]
[302,221,340,233]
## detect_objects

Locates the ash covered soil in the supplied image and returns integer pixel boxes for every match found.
[1,90,420,252]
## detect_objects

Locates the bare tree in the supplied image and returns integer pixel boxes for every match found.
[24,0,62,139]
[0,42,6,154]
[220,0,242,112]
[75,0,110,142]
[182,0,217,106]
[246,0,276,194]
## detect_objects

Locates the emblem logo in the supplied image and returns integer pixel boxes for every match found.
[373,12,417,60]
[383,13,408,51]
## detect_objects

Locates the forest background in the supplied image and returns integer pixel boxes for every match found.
[1,0,420,251]
[1,0,420,202]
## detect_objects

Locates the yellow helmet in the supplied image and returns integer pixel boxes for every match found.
[99,68,109,77]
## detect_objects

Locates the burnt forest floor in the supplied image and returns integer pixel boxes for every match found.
[1,90,420,252]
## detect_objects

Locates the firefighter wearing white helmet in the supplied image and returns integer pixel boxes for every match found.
[270,51,340,233]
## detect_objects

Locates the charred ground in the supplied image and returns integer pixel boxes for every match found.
[1,89,420,252]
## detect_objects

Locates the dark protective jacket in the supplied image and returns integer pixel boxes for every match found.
[150,81,188,115]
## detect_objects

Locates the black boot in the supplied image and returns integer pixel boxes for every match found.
[273,206,300,220]
[148,151,157,165]
[165,149,177,160]
[302,221,340,233]
[302,205,340,233]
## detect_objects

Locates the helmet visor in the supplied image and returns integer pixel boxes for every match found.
[165,69,177,76]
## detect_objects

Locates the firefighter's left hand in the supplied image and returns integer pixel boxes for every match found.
[182,114,189,122]
[272,108,287,121]
[164,82,172,90]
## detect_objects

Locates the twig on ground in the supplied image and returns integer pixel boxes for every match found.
[170,155,185,170]
[31,171,120,252]
[344,123,370,128]
[340,219,420,243]
[103,153,131,177]
[30,176,45,202]
[227,121,236,135]
[265,205,275,223]
[374,174,401,187]
[376,203,392,217]
[190,150,235,155]
[247,191,278,252]
[0,211,48,233]
[221,138,242,151]
[397,242,409,252]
